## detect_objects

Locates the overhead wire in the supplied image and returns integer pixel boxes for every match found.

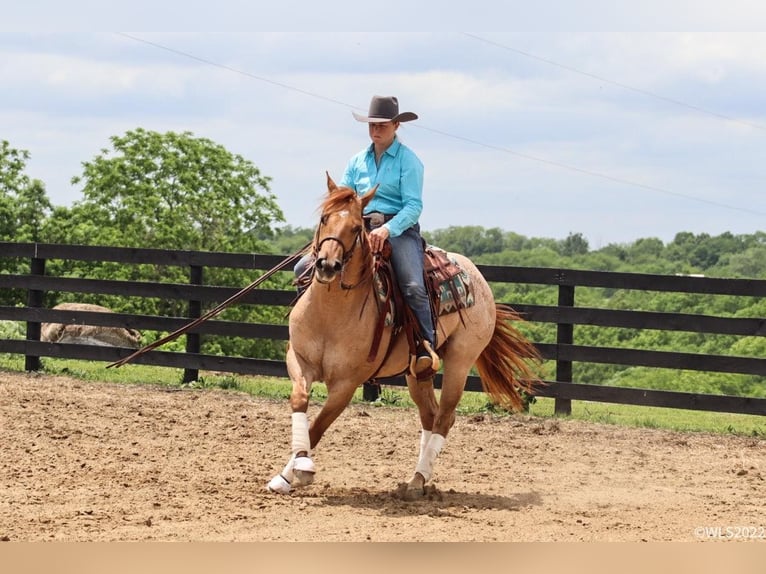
[115,32,765,217]
[462,32,766,133]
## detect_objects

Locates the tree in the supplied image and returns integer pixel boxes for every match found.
[58,128,284,251]
[0,141,54,306]
[1,140,49,241]
[41,129,289,360]
[269,225,315,255]
[0,140,29,192]
[558,232,589,257]
[423,225,505,257]
[1,140,29,241]
[16,179,52,242]
[719,246,766,278]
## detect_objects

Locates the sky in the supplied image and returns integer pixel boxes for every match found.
[2,29,765,248]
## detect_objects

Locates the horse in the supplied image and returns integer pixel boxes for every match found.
[267,174,541,498]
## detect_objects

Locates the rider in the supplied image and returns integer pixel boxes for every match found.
[343,95,437,376]
[295,95,438,376]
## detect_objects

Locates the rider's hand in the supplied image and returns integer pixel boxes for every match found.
[369,226,390,253]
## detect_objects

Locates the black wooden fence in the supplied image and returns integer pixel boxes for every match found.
[1,241,765,416]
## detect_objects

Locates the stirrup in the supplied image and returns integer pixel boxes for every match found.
[409,340,440,377]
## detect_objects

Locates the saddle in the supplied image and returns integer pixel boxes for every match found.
[368,243,474,380]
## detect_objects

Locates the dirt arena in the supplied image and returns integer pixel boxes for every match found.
[1,370,764,542]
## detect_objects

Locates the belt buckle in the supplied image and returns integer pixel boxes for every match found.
[369,212,385,228]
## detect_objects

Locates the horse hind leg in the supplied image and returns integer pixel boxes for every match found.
[400,374,440,499]
[402,360,472,499]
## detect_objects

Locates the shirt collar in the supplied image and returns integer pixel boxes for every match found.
[366,136,401,158]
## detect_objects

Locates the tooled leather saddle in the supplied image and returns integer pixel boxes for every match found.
[366,242,474,380]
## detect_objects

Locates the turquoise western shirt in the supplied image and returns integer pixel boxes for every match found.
[340,136,424,238]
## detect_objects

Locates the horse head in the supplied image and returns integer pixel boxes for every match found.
[312,173,377,286]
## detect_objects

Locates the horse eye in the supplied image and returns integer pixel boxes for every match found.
[320,214,329,225]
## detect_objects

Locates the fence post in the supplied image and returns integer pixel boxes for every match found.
[25,256,46,372]
[554,282,575,415]
[362,380,380,401]
[183,264,203,383]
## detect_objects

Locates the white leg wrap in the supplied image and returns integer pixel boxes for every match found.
[280,453,296,482]
[267,473,292,494]
[418,429,432,465]
[291,412,311,455]
[267,454,295,494]
[414,433,445,483]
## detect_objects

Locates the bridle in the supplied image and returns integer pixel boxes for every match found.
[312,214,370,290]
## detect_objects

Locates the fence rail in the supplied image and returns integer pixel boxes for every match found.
[1,241,764,416]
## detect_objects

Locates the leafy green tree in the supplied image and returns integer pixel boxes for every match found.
[41,129,288,360]
[713,246,766,278]
[625,237,663,263]
[16,179,52,242]
[424,225,505,257]
[1,140,52,242]
[54,128,283,251]
[0,142,54,307]
[269,225,315,255]
[558,232,589,257]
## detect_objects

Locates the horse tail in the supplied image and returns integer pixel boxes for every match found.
[475,304,543,411]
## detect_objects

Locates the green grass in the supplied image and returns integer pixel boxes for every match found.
[1,354,764,437]
[527,396,765,437]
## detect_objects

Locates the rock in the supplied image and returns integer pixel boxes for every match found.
[41,303,141,348]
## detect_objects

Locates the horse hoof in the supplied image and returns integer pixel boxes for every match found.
[266,474,292,494]
[293,469,315,488]
[403,486,426,502]
[395,481,426,501]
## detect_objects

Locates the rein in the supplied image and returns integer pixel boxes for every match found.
[106,241,312,369]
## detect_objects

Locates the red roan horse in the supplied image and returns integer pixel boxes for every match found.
[268,174,540,498]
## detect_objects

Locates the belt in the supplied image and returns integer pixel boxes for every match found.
[363,212,395,229]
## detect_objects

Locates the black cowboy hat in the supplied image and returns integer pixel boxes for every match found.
[352,95,418,123]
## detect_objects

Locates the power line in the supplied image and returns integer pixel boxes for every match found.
[115,32,359,112]
[416,124,765,216]
[463,32,766,133]
[115,32,765,217]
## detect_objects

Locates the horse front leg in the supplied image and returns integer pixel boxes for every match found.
[267,350,315,494]
[291,377,359,490]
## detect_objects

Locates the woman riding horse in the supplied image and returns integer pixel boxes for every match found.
[295,95,439,376]
[269,175,541,497]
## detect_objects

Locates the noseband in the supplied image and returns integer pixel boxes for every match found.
[313,218,368,290]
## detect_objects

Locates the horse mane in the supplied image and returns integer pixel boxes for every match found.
[319,186,360,215]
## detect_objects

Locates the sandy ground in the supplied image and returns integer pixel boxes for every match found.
[1,370,764,542]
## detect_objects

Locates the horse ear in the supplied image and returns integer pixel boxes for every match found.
[360,184,378,210]
[326,171,338,193]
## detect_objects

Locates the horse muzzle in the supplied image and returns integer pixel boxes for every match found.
[314,256,343,283]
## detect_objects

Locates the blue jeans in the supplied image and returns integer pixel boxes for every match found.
[294,253,313,280]
[293,226,435,347]
[388,225,435,348]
